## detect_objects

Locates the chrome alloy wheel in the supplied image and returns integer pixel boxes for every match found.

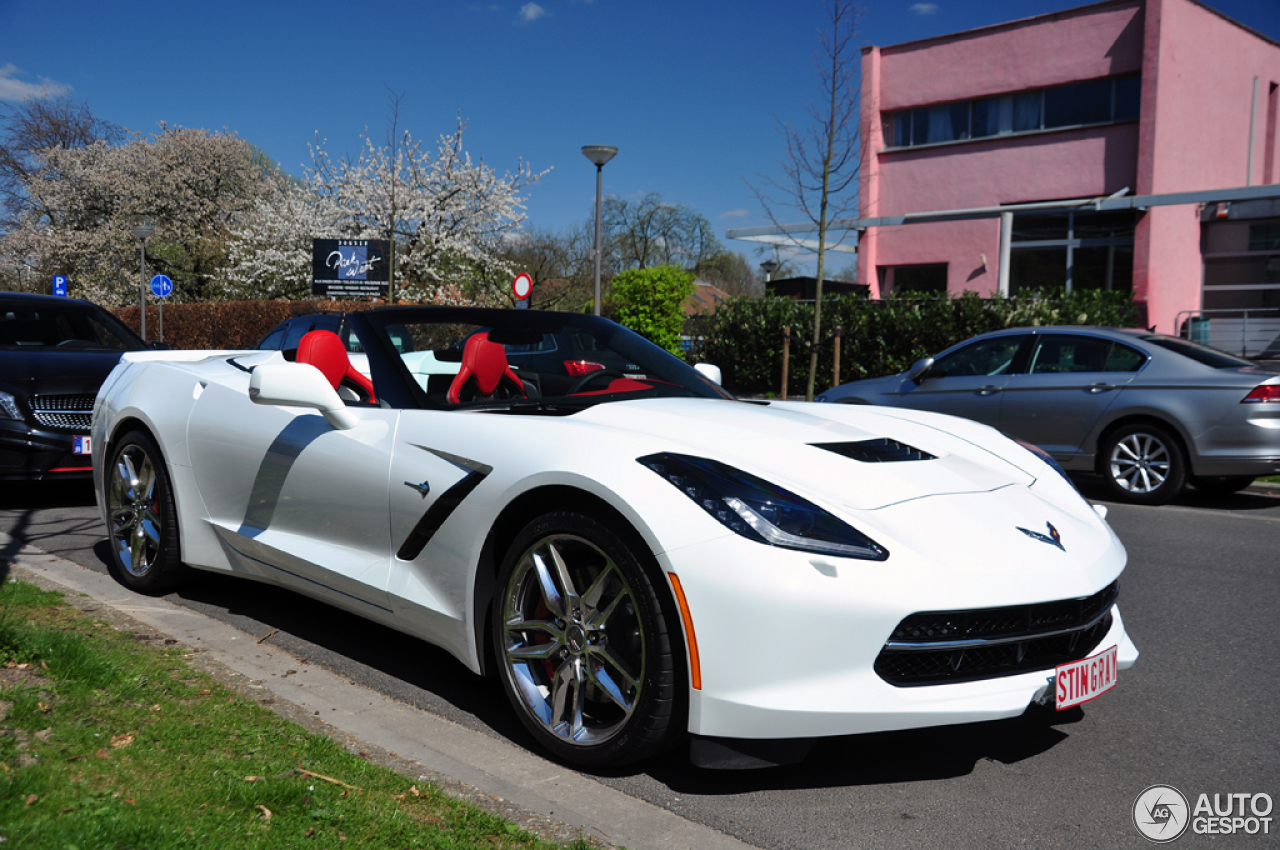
[108,444,163,576]
[1108,431,1171,494]
[500,534,645,746]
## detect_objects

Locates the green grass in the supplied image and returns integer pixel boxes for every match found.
[0,577,595,849]
[1259,476,1280,484]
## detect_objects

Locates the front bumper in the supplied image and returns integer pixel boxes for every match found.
[661,530,1134,741]
[0,419,93,480]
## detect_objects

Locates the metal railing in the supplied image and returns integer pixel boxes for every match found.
[1175,309,1280,359]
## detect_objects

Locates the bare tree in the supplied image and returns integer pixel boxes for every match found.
[495,224,599,309]
[746,0,862,400]
[0,95,123,227]
[699,250,765,298]
[602,193,723,273]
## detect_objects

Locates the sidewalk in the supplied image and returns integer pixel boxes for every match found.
[1,533,756,850]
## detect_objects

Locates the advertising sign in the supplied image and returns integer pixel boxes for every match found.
[311,239,390,297]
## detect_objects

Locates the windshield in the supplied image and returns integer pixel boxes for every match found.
[1140,335,1256,369]
[357,307,732,410]
[0,302,144,351]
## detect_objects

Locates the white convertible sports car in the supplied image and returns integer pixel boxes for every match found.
[92,306,1138,768]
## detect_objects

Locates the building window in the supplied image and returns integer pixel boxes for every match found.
[1202,218,1280,311]
[882,263,948,294]
[1008,210,1136,295]
[885,75,1140,150]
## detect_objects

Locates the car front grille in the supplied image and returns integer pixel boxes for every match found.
[31,394,95,431]
[874,581,1118,686]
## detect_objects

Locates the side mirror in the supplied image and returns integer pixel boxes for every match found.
[147,341,172,351]
[906,357,935,384]
[693,363,723,386]
[249,362,356,430]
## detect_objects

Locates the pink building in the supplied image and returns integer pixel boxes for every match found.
[857,0,1280,334]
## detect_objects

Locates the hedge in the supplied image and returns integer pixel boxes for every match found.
[111,300,386,350]
[700,290,1141,397]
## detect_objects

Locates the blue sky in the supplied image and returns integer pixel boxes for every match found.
[3,0,1278,270]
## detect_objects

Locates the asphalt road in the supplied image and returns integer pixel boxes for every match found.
[2,477,1277,850]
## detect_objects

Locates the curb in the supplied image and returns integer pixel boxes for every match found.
[1,535,757,850]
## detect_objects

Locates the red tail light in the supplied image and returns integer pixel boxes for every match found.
[1242,384,1280,403]
[564,360,605,376]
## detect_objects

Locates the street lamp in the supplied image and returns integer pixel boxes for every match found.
[131,224,155,341]
[760,258,779,282]
[581,145,617,316]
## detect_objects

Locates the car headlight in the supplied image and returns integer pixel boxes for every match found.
[0,391,21,421]
[639,452,888,560]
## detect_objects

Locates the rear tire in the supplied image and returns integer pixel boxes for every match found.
[492,511,680,767]
[1098,422,1186,505]
[104,430,186,594]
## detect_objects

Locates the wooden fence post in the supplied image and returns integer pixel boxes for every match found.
[833,325,843,388]
[781,326,790,401]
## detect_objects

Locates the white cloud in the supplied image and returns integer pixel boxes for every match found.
[520,3,547,21]
[910,3,939,15]
[719,209,751,219]
[0,64,71,101]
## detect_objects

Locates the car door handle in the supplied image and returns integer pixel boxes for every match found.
[1087,383,1116,393]
[978,385,1002,396]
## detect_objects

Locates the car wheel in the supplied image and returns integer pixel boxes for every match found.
[1099,422,1186,505]
[493,511,680,766]
[1190,475,1255,497]
[104,430,186,594]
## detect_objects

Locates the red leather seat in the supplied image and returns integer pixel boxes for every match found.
[297,330,376,402]
[448,333,525,403]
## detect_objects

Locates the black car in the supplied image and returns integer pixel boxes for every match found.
[256,311,364,354]
[0,292,152,480]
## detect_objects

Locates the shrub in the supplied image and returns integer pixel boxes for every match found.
[609,265,697,355]
[111,300,386,350]
[702,290,1140,397]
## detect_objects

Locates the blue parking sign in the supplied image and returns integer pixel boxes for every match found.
[150,274,173,298]
[53,275,68,297]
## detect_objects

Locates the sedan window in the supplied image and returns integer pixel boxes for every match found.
[1103,342,1146,372]
[1140,335,1255,369]
[932,337,1025,377]
[1029,335,1109,373]
[1028,335,1148,374]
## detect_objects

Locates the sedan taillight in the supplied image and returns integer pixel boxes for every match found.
[1242,384,1280,403]
[564,360,605,376]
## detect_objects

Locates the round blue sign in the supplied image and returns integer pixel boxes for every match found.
[149,274,173,298]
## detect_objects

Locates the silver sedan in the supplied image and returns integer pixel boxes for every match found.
[817,327,1280,504]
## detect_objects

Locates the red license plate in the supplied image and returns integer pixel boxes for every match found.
[1055,645,1118,710]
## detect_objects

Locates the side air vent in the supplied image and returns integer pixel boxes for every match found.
[812,438,936,463]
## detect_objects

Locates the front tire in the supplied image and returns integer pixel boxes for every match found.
[1099,422,1186,505]
[492,511,680,767]
[104,430,186,594]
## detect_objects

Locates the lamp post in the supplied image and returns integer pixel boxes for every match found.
[131,224,155,340]
[760,258,779,282]
[581,145,617,316]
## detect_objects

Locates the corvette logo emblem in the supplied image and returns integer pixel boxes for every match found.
[1017,522,1065,551]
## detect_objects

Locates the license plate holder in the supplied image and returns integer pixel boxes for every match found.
[1055,644,1118,710]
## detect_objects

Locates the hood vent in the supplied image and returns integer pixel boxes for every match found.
[812,438,936,463]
